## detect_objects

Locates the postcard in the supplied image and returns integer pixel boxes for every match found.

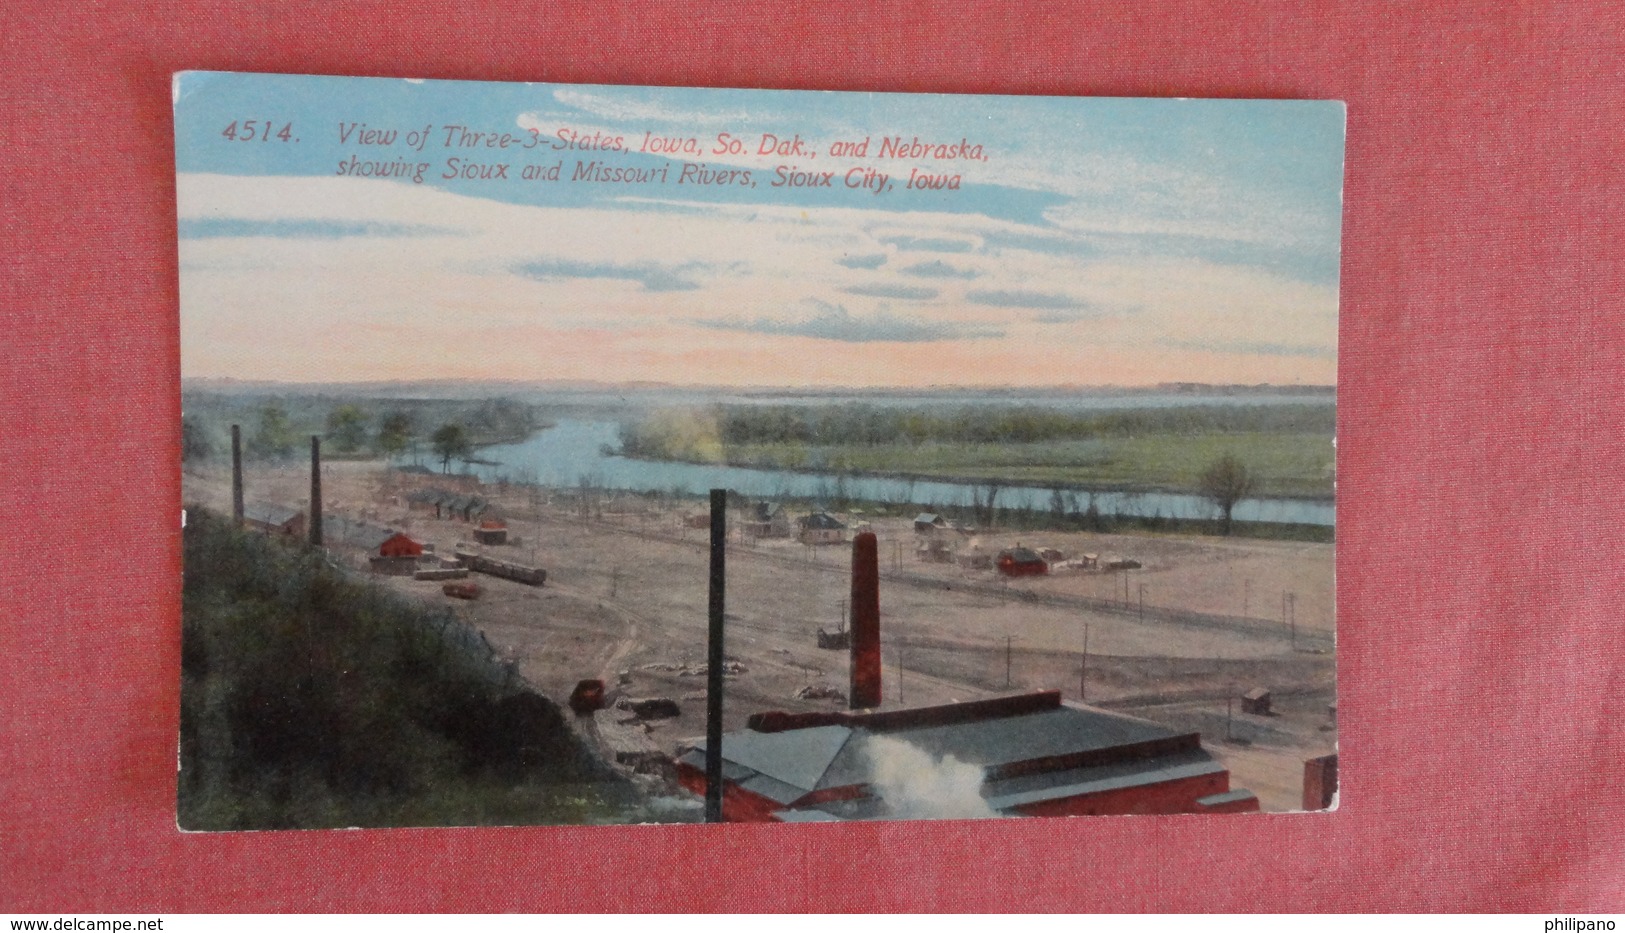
[174,72,1343,829]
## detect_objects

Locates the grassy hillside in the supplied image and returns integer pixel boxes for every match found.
[179,507,630,829]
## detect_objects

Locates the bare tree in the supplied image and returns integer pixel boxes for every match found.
[1199,453,1255,535]
[970,481,1003,529]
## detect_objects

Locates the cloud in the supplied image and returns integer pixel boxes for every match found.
[842,283,939,300]
[965,288,1081,310]
[877,234,978,253]
[836,253,887,269]
[899,260,980,280]
[695,302,1001,343]
[178,218,463,239]
[512,258,702,292]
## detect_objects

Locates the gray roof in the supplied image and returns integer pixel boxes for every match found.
[914,513,943,524]
[800,511,846,530]
[983,749,1224,811]
[690,700,1199,816]
[1195,789,1257,807]
[243,502,302,527]
[326,516,410,551]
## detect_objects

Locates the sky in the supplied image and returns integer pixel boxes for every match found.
[175,72,1345,388]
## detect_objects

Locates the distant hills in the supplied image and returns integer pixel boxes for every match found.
[182,377,1335,399]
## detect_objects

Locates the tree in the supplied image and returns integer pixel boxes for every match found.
[249,405,295,460]
[1199,453,1255,535]
[181,415,211,462]
[430,423,472,474]
[377,411,416,462]
[325,404,370,454]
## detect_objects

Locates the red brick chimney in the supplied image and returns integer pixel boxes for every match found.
[849,531,881,709]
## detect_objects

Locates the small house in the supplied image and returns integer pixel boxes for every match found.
[798,511,847,545]
[406,487,455,515]
[472,521,508,546]
[746,502,793,539]
[1241,688,1272,716]
[913,513,949,534]
[996,546,1049,578]
[957,549,993,571]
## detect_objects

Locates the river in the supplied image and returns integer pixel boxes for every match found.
[461,419,1334,527]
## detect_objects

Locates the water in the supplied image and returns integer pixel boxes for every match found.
[460,419,1334,527]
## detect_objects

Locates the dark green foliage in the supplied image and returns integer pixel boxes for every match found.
[430,422,473,473]
[179,507,619,830]
[376,410,416,459]
[325,404,370,454]
[1198,453,1255,535]
[180,391,545,463]
[248,404,296,459]
[181,415,211,462]
[703,401,1335,447]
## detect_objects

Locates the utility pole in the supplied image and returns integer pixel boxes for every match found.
[1288,592,1297,650]
[896,635,905,706]
[1138,583,1147,622]
[1005,635,1014,688]
[1243,578,1251,616]
[1080,621,1089,702]
[230,424,244,526]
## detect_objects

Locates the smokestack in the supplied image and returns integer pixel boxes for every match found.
[705,488,727,823]
[309,435,323,547]
[230,424,244,526]
[850,531,881,709]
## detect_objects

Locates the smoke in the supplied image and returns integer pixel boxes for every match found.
[862,736,999,820]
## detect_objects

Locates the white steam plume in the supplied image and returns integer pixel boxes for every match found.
[862,736,998,820]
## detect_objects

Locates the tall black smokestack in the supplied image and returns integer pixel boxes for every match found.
[705,488,727,822]
[230,424,244,526]
[850,531,881,709]
[309,435,323,547]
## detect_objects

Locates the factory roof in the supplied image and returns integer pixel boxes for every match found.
[680,692,1209,819]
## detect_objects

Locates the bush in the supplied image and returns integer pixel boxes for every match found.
[179,507,621,829]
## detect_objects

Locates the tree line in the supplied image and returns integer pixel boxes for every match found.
[711,401,1334,447]
[182,395,543,472]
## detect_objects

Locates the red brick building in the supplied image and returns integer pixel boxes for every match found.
[675,691,1258,821]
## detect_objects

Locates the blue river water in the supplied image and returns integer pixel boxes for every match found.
[460,418,1334,527]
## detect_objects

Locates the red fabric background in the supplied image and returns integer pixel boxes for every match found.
[3,1,1622,912]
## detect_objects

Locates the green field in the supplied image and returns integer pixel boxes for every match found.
[617,400,1335,501]
[721,432,1334,499]
[721,432,1332,500]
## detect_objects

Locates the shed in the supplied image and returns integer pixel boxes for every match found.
[243,502,305,538]
[472,521,507,546]
[996,546,1049,577]
[1241,688,1272,716]
[913,513,948,534]
[406,487,455,514]
[746,502,793,539]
